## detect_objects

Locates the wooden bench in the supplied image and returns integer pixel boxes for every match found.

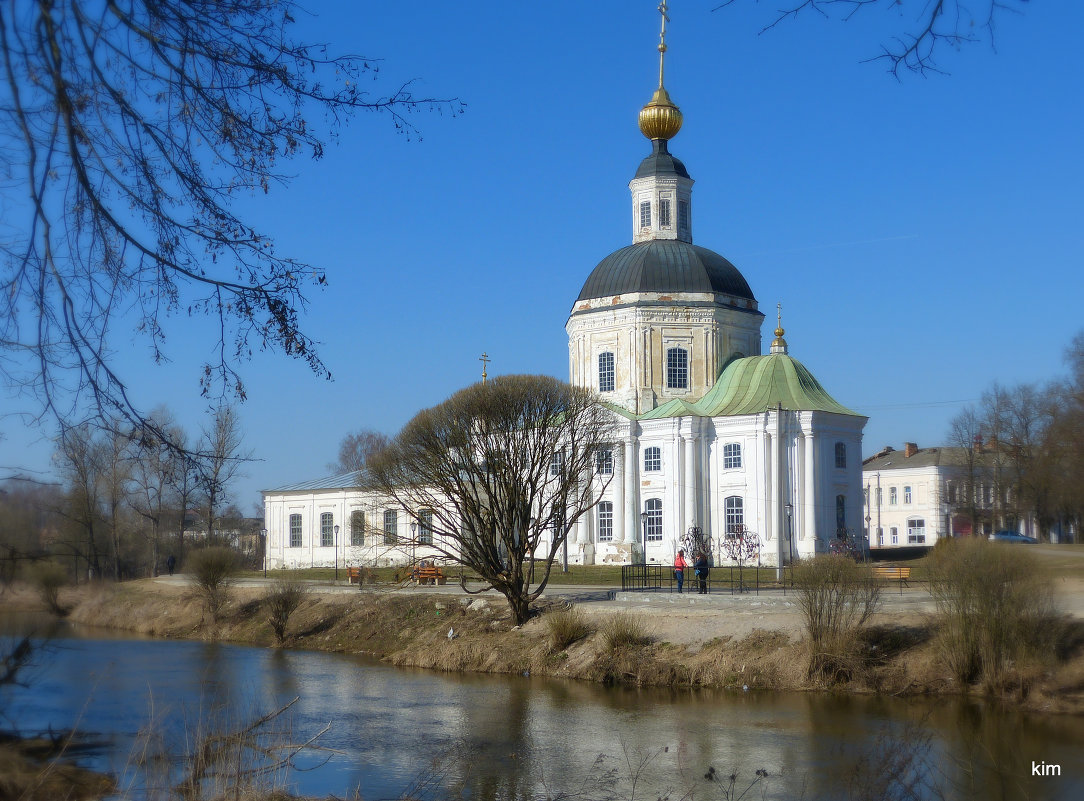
[412,565,446,586]
[346,566,363,585]
[872,566,911,594]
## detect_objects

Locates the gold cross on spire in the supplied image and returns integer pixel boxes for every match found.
[657,2,670,88]
[479,352,490,385]
[777,302,782,330]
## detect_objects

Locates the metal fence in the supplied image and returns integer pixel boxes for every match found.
[621,563,795,595]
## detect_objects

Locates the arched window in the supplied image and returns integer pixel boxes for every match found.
[644,498,663,541]
[836,495,846,535]
[644,446,661,472]
[598,351,615,393]
[597,502,614,542]
[383,510,398,545]
[724,496,744,533]
[666,347,688,389]
[835,442,847,469]
[350,511,365,546]
[289,514,302,548]
[320,512,334,547]
[723,442,742,469]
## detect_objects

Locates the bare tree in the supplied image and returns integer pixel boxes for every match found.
[100,425,133,579]
[714,0,1031,76]
[0,1,462,459]
[947,405,983,535]
[197,405,251,544]
[332,429,391,474]
[52,424,106,580]
[128,407,186,575]
[367,375,615,625]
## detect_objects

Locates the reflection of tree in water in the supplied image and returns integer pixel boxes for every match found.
[451,677,536,801]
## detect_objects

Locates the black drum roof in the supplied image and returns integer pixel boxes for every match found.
[575,240,756,303]
[634,139,690,179]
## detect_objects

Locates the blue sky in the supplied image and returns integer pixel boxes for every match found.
[4,1,1082,512]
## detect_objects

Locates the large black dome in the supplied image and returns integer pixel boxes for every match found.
[575,240,756,303]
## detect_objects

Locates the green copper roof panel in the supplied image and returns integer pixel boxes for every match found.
[694,354,861,417]
[631,354,863,421]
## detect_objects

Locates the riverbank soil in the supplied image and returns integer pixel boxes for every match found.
[1,553,1079,715]
[0,734,116,800]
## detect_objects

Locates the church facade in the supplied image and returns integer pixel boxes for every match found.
[262,19,867,570]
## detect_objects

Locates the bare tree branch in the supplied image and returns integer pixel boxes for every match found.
[0,1,464,461]
[713,0,1030,76]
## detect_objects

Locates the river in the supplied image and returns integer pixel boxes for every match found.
[1,616,1080,800]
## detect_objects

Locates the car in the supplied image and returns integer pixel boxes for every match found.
[988,531,1038,544]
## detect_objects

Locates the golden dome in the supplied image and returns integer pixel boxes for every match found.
[775,325,785,338]
[639,86,683,141]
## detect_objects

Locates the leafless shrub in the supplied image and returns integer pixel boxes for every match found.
[187,547,238,622]
[130,695,330,800]
[25,561,69,617]
[265,577,310,645]
[927,537,1059,686]
[793,554,882,682]
[545,604,593,651]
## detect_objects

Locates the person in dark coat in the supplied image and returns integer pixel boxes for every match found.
[694,552,709,594]
[166,554,176,576]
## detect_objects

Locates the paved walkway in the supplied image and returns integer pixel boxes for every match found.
[150,574,938,614]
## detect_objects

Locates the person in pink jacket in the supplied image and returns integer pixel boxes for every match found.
[674,549,688,593]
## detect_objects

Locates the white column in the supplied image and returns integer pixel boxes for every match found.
[774,406,785,568]
[613,443,625,544]
[804,431,817,548]
[677,434,686,538]
[684,428,697,531]
[624,435,639,545]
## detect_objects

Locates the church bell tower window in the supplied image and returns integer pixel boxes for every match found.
[598,351,615,392]
[658,198,671,227]
[666,347,688,389]
[639,201,651,229]
[678,200,689,231]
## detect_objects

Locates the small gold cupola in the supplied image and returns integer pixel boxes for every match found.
[638,2,683,141]
[770,303,789,355]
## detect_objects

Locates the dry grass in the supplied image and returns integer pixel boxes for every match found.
[599,612,652,649]
[544,604,593,651]
[0,735,115,800]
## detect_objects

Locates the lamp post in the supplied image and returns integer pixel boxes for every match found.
[784,503,793,565]
[410,521,417,569]
[333,524,340,583]
[640,510,648,565]
[260,528,267,578]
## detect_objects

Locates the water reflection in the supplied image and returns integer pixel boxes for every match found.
[1,619,1081,800]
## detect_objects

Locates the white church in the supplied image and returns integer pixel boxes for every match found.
[262,14,867,570]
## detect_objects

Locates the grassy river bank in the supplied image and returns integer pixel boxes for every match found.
[7,566,1084,715]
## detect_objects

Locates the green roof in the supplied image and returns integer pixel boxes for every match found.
[630,353,863,420]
